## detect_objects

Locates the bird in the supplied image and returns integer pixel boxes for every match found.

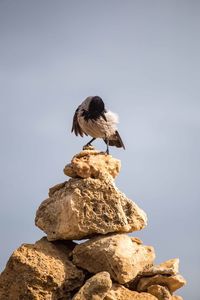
[71,96,125,154]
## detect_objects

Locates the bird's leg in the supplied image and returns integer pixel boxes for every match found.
[105,139,109,155]
[84,137,96,147]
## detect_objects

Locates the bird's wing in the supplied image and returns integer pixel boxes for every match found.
[71,106,86,137]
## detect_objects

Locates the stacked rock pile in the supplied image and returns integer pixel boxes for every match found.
[0,148,186,299]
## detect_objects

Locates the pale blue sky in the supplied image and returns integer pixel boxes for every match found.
[0,1,200,298]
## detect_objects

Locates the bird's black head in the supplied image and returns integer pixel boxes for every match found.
[88,96,105,114]
[81,96,106,121]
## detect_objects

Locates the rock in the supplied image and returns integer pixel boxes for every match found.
[147,285,171,300]
[64,148,121,179]
[137,274,186,294]
[72,234,155,284]
[142,258,180,276]
[126,258,182,291]
[35,176,147,240]
[104,284,157,300]
[1,147,187,299]
[0,237,84,300]
[72,272,112,300]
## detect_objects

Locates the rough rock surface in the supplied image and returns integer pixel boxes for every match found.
[147,284,171,300]
[0,237,84,300]
[126,258,186,294]
[64,148,121,179]
[104,284,157,300]
[35,176,147,240]
[137,274,186,293]
[72,272,112,300]
[142,258,180,276]
[73,234,155,284]
[1,149,187,299]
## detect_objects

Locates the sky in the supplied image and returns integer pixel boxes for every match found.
[0,1,199,298]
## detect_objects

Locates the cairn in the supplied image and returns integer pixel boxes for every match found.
[0,147,186,299]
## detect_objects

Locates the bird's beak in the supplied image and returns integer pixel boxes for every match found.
[101,113,107,121]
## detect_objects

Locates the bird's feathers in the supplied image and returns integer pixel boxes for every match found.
[104,110,118,126]
[71,96,125,151]
[105,130,125,149]
[71,106,87,137]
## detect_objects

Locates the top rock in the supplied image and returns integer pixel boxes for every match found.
[64,147,121,179]
[35,147,147,240]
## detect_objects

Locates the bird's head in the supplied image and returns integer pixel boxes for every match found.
[88,96,105,114]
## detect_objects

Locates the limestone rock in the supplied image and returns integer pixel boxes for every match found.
[143,258,180,276]
[35,176,147,240]
[137,274,186,294]
[64,148,121,179]
[104,284,157,300]
[72,272,112,300]
[171,296,183,300]
[0,237,84,300]
[72,234,155,284]
[147,285,171,300]
[125,258,184,292]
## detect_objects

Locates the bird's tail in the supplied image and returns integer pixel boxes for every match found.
[105,131,125,149]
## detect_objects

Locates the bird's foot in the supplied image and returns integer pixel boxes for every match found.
[105,149,109,155]
[83,144,95,151]
[83,138,96,150]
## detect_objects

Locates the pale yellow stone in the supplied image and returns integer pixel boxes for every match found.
[171,296,183,300]
[137,274,186,293]
[143,258,180,276]
[147,284,171,300]
[0,237,84,300]
[35,176,147,240]
[73,234,155,284]
[72,272,112,300]
[105,284,157,300]
[64,148,121,179]
[126,258,186,291]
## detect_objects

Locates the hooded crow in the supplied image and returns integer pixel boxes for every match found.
[71,96,125,154]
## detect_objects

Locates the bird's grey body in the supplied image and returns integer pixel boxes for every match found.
[71,96,125,153]
[78,97,118,138]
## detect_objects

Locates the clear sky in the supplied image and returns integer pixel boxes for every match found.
[0,1,199,298]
